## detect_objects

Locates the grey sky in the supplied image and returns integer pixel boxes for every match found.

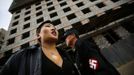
[0,0,13,30]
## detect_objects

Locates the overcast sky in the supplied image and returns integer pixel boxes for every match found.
[0,0,13,30]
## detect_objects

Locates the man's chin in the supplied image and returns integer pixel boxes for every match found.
[66,44,69,47]
[66,43,73,48]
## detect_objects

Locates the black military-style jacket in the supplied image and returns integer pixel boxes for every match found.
[0,45,42,75]
[74,39,120,75]
[0,45,81,75]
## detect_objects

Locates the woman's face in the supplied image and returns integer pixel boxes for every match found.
[39,23,59,42]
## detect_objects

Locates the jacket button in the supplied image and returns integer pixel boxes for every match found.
[72,70,75,74]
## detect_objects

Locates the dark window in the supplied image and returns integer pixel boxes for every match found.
[52,19,61,26]
[60,2,67,7]
[35,2,41,6]
[25,11,31,15]
[72,0,78,2]
[72,22,82,28]
[72,22,96,35]
[23,23,30,29]
[16,10,21,14]
[76,2,84,7]
[22,31,30,39]
[121,21,134,33]
[57,0,62,2]
[63,7,71,12]
[36,6,42,11]
[0,41,3,44]
[45,0,50,2]
[57,28,64,44]
[24,16,31,21]
[82,8,91,14]
[25,6,31,10]
[50,12,58,18]
[36,11,43,16]
[2,36,4,39]
[111,0,120,2]
[37,17,44,24]
[14,15,20,19]
[12,21,19,26]
[10,28,17,35]
[7,38,15,45]
[47,2,53,6]
[72,22,83,35]
[89,0,97,2]
[21,42,30,49]
[103,29,121,44]
[48,6,55,11]
[67,13,76,20]
[96,3,106,8]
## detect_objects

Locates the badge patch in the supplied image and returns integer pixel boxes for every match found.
[89,58,99,70]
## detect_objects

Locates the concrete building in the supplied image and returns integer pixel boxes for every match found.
[0,28,7,58]
[1,0,134,69]
[0,28,6,50]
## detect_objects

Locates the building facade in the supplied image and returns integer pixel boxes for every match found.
[0,0,134,67]
[0,28,7,58]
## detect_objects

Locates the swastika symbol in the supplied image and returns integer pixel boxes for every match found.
[89,58,99,70]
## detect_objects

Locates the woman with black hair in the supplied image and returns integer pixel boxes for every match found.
[0,20,81,75]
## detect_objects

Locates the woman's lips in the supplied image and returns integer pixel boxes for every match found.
[51,31,57,36]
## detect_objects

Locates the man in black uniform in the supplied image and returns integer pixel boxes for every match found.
[63,28,120,75]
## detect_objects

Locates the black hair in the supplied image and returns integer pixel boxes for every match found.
[36,20,53,36]
[63,28,79,40]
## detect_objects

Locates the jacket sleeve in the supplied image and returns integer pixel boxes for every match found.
[75,39,120,75]
[0,51,22,75]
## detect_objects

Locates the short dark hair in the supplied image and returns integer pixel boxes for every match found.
[63,28,79,40]
[36,20,53,36]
